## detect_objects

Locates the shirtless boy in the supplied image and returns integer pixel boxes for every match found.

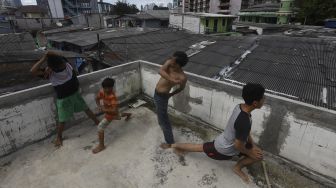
[154,51,188,147]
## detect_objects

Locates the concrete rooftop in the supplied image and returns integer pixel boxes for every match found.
[0,107,257,188]
[1,61,335,188]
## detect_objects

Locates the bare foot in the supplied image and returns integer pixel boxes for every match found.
[173,148,185,156]
[53,138,63,148]
[233,166,250,183]
[92,145,106,154]
[160,143,171,149]
[124,113,132,121]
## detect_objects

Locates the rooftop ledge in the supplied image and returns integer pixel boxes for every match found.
[1,60,336,187]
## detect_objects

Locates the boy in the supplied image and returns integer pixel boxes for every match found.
[30,51,100,147]
[154,51,188,150]
[92,78,131,154]
[161,83,265,183]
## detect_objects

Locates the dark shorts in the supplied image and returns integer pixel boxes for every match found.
[203,141,233,160]
[203,141,249,160]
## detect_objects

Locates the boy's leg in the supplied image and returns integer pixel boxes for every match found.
[160,143,204,152]
[92,118,109,154]
[233,156,261,183]
[154,94,174,144]
[84,109,99,125]
[54,122,65,147]
[121,112,132,121]
[92,130,105,154]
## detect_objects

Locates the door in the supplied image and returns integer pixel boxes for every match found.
[214,19,218,32]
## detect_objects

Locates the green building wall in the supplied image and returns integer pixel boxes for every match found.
[277,0,294,24]
[200,17,233,33]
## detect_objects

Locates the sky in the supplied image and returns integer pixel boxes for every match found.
[21,0,174,8]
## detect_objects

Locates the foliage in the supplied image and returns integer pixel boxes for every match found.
[295,0,336,25]
[113,1,139,16]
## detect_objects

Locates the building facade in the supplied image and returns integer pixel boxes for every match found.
[187,0,250,15]
[97,1,113,14]
[62,0,98,17]
[170,12,236,34]
[37,0,64,18]
[238,0,294,24]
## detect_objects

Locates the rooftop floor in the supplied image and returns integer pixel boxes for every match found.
[0,107,257,188]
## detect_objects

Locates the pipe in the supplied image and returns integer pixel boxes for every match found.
[262,160,271,188]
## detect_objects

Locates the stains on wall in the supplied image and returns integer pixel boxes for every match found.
[0,63,142,157]
[140,62,336,180]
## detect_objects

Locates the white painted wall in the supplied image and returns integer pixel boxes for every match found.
[280,113,336,179]
[230,0,242,15]
[209,0,220,13]
[169,14,183,29]
[169,14,204,34]
[183,15,204,34]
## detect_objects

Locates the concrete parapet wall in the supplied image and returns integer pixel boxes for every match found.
[1,60,336,181]
[0,62,141,157]
[139,61,336,180]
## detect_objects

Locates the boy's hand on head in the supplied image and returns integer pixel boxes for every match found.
[46,50,59,56]
[44,67,52,79]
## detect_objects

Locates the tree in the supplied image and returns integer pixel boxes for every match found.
[295,0,336,25]
[113,1,139,16]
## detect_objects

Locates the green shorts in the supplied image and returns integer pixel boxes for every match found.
[97,118,111,131]
[56,91,88,123]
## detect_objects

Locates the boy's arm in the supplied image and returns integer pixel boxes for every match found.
[169,78,186,97]
[159,60,180,84]
[248,134,254,145]
[30,53,48,76]
[95,95,101,107]
[234,139,263,160]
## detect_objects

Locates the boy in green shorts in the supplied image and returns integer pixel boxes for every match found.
[31,51,100,147]
[92,78,131,154]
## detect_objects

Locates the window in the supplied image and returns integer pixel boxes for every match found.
[222,18,225,26]
[206,19,209,27]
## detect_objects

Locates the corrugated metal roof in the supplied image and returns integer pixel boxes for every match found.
[229,35,336,109]
[101,30,256,78]
[0,32,36,52]
[47,28,159,47]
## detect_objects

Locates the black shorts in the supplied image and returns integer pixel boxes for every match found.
[203,141,233,160]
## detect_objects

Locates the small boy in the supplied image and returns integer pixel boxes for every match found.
[30,51,100,147]
[92,78,131,154]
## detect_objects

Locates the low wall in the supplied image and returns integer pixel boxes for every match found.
[1,60,336,182]
[0,62,141,157]
[139,61,336,181]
